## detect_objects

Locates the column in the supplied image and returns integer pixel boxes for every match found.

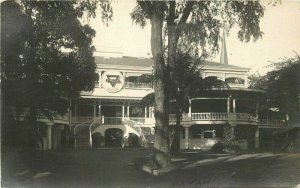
[145,106,147,118]
[188,99,192,118]
[148,107,151,118]
[47,124,52,150]
[233,99,236,113]
[185,127,189,149]
[255,128,259,149]
[93,101,96,119]
[255,103,259,121]
[245,75,248,88]
[227,97,231,113]
[127,106,130,117]
[122,105,125,118]
[98,105,101,124]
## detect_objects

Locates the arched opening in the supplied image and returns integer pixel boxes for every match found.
[105,128,124,148]
[92,132,104,148]
[128,133,140,148]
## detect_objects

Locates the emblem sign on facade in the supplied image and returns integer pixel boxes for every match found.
[102,71,124,93]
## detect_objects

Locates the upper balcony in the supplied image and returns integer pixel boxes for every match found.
[9,108,69,125]
[169,112,286,127]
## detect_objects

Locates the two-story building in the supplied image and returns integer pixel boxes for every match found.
[70,49,290,151]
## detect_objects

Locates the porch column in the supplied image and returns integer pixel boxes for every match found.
[233,99,236,113]
[245,75,248,87]
[148,107,151,118]
[255,128,260,149]
[145,106,147,118]
[188,99,192,118]
[185,127,189,149]
[47,124,52,150]
[255,103,259,121]
[122,105,125,118]
[127,106,130,117]
[98,105,101,124]
[93,101,96,119]
[227,98,231,113]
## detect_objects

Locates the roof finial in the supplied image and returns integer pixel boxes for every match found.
[220,29,228,65]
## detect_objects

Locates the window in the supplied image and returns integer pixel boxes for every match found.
[203,130,215,138]
[191,126,202,138]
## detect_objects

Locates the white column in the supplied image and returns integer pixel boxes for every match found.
[98,105,101,123]
[145,106,147,118]
[122,105,125,118]
[47,124,52,150]
[227,98,231,113]
[233,99,236,113]
[127,106,130,117]
[188,99,192,118]
[185,127,189,149]
[245,75,248,88]
[255,128,260,149]
[93,101,96,119]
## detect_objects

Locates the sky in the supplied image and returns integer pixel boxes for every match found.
[88,0,300,74]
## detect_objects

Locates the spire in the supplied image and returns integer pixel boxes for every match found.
[220,30,228,65]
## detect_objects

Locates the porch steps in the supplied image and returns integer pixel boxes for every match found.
[75,128,90,149]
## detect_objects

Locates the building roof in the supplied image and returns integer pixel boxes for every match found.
[94,56,249,71]
[95,56,153,67]
[200,60,250,71]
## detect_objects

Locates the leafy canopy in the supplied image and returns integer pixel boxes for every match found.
[1,0,112,115]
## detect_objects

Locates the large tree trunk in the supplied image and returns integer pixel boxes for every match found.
[150,5,170,168]
[168,3,181,155]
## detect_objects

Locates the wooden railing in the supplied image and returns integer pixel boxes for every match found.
[130,117,145,123]
[191,113,228,121]
[103,117,123,125]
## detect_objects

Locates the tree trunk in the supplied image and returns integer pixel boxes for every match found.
[168,10,181,155]
[170,109,181,155]
[150,6,170,168]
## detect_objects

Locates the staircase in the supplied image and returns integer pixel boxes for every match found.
[74,118,102,149]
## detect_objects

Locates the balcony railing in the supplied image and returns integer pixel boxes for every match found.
[259,119,285,126]
[124,82,152,89]
[103,117,123,125]
[130,117,145,123]
[170,112,284,126]
[192,113,228,121]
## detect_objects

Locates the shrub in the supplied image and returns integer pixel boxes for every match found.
[211,142,224,153]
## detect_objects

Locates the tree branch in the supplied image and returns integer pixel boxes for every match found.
[177,1,194,27]
[137,1,153,17]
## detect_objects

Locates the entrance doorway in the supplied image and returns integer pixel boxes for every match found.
[105,128,124,147]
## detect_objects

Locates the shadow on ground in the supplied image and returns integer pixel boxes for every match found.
[2,148,300,188]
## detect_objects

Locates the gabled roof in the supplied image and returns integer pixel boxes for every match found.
[94,56,249,71]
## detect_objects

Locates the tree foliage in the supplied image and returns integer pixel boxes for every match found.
[1,0,112,116]
[131,0,264,167]
[249,55,300,114]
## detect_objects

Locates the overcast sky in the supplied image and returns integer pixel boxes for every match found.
[89,0,300,74]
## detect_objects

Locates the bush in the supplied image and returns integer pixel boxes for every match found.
[211,140,241,154]
[211,142,224,153]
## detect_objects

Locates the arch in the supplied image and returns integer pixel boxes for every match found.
[128,133,141,148]
[92,132,104,148]
[105,128,124,148]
